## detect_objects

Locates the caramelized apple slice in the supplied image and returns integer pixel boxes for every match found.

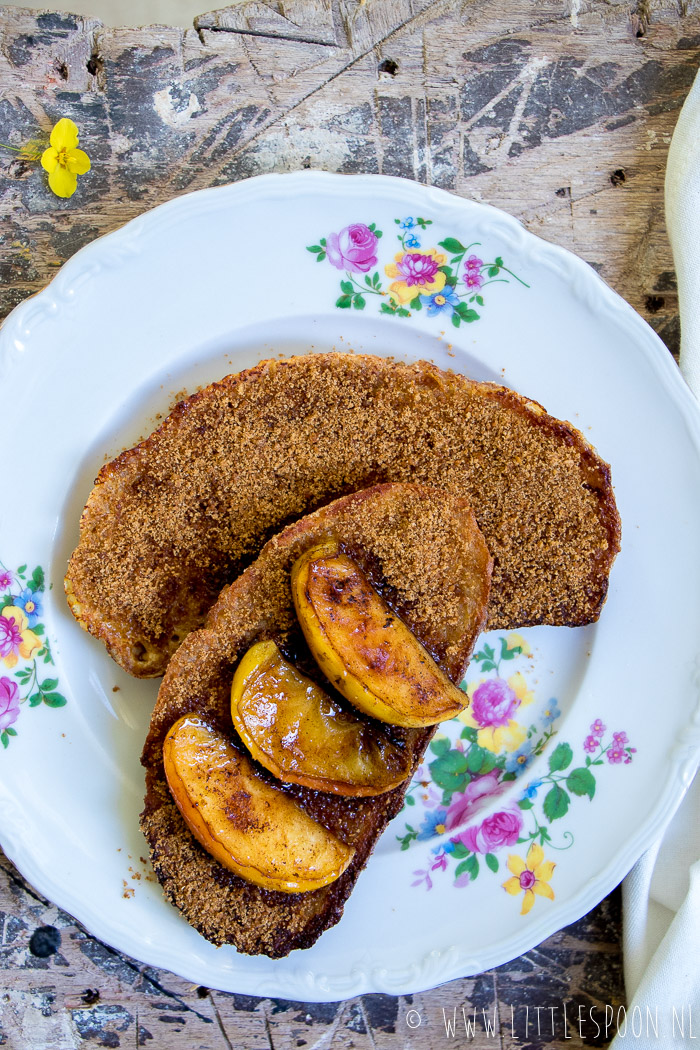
[292,542,469,727]
[163,715,354,892]
[231,640,412,796]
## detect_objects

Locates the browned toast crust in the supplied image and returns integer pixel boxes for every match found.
[66,354,621,678]
[140,483,492,956]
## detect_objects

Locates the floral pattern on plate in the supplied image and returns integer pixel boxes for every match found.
[307,216,529,326]
[397,635,636,915]
[0,562,65,749]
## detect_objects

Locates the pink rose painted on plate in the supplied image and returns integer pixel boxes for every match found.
[325,223,378,273]
[470,678,519,728]
[455,808,523,855]
[0,678,20,733]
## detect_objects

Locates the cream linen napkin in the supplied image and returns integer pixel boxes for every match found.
[610,68,700,1049]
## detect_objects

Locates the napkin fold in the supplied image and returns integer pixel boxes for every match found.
[609,66,700,1049]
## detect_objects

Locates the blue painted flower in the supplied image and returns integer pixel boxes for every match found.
[541,698,561,726]
[522,778,543,800]
[399,216,415,229]
[15,588,43,628]
[417,807,449,840]
[420,286,460,317]
[505,739,535,774]
[404,233,421,249]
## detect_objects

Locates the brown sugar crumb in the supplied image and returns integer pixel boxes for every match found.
[121,880,134,899]
[65,355,620,680]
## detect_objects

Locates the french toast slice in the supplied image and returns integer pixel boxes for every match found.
[66,353,621,678]
[140,482,492,956]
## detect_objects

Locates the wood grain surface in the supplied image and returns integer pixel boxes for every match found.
[1,0,697,1046]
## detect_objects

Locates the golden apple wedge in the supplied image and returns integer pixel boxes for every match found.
[291,542,469,727]
[231,640,412,796]
[163,715,354,893]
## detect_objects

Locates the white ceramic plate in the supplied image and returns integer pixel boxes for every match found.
[1,172,699,1000]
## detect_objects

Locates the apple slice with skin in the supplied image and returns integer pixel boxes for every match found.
[231,640,412,796]
[163,715,355,893]
[292,542,470,727]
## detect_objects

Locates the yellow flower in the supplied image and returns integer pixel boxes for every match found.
[503,842,555,915]
[41,118,90,198]
[478,720,526,754]
[384,249,446,304]
[505,631,532,657]
[508,671,534,709]
[1,606,41,669]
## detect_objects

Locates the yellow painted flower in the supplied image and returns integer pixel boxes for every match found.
[508,671,534,709]
[384,248,446,304]
[503,842,555,914]
[505,631,532,657]
[41,118,90,198]
[478,720,526,754]
[0,606,41,669]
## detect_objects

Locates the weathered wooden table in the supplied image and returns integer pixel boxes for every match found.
[1,1,696,1046]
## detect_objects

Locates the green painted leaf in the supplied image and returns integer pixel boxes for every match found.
[42,692,67,708]
[460,726,478,743]
[451,313,461,328]
[488,265,500,277]
[437,265,453,277]
[475,295,484,306]
[445,275,457,287]
[517,797,534,810]
[41,678,59,691]
[30,566,45,591]
[455,304,479,322]
[455,854,479,880]
[450,841,469,859]
[336,294,352,309]
[467,745,496,775]
[372,272,381,287]
[439,237,466,254]
[543,784,570,822]
[340,280,353,294]
[17,565,26,575]
[316,252,326,262]
[380,302,396,314]
[495,256,503,267]
[405,793,415,806]
[32,623,45,636]
[353,294,366,310]
[485,853,499,873]
[429,750,469,796]
[319,238,326,246]
[6,727,17,737]
[307,245,323,253]
[548,742,573,772]
[0,596,12,611]
[484,644,495,660]
[1,733,7,749]
[566,766,596,800]
[430,737,451,757]
[397,307,411,317]
[29,693,42,707]
[368,223,375,232]
[375,229,383,238]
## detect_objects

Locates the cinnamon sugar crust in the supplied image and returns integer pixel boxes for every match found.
[65,354,621,678]
[140,483,492,955]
